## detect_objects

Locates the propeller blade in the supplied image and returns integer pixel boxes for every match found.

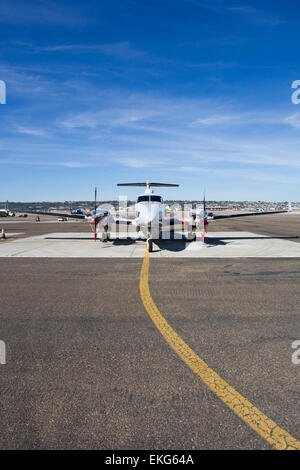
[94,187,97,211]
[202,190,207,241]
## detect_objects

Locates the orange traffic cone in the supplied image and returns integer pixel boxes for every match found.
[1,228,6,239]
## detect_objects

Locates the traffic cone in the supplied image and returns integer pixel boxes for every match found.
[1,228,6,239]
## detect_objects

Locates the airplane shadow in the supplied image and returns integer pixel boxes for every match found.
[110,232,190,252]
[204,237,227,246]
[209,235,300,241]
[203,235,299,247]
[45,236,139,245]
[110,238,139,246]
[44,234,299,252]
[45,237,95,240]
[110,236,188,252]
[154,240,187,252]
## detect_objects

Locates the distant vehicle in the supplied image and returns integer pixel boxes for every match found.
[58,217,68,221]
[18,214,28,218]
[71,209,86,216]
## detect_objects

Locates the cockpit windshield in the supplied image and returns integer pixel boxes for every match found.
[137,195,162,203]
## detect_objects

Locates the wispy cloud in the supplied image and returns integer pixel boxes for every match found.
[12,41,149,61]
[176,0,281,26]
[15,126,47,137]
[0,158,93,168]
[0,0,83,25]
[117,157,170,168]
[191,113,239,126]
[59,103,168,130]
[226,5,281,26]
[187,61,237,69]
[282,113,300,130]
[179,165,294,184]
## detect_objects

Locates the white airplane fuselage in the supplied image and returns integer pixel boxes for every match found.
[135,190,164,239]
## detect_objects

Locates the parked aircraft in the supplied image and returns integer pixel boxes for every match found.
[115,183,291,251]
[21,188,110,241]
[19,183,291,251]
[0,201,15,217]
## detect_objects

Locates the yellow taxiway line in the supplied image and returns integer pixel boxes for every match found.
[139,249,300,450]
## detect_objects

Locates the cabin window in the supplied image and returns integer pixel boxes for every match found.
[137,195,162,203]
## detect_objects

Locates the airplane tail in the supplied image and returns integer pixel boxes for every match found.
[288,202,292,212]
[5,200,8,211]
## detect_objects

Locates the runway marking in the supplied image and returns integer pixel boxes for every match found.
[139,249,300,450]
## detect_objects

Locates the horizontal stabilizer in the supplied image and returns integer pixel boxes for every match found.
[117,182,179,187]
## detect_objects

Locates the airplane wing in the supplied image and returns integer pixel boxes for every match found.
[19,210,86,219]
[213,209,289,220]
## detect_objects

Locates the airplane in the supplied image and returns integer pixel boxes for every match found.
[0,200,15,217]
[116,182,180,252]
[19,188,111,241]
[18,183,292,252]
[115,182,292,251]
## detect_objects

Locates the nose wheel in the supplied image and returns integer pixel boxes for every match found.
[186,231,196,241]
[147,238,153,252]
[101,232,110,242]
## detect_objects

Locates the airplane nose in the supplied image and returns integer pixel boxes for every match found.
[145,211,159,224]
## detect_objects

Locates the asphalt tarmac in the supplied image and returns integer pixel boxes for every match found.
[0,213,299,449]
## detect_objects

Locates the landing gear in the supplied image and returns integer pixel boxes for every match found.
[186,231,196,241]
[147,238,153,252]
[101,231,110,242]
[101,226,110,242]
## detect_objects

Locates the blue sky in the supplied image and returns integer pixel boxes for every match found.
[1,0,300,201]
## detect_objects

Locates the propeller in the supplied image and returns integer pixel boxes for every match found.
[93,187,98,241]
[201,190,206,243]
[91,186,109,242]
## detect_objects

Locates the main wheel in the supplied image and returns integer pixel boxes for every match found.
[187,231,196,241]
[147,239,153,252]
